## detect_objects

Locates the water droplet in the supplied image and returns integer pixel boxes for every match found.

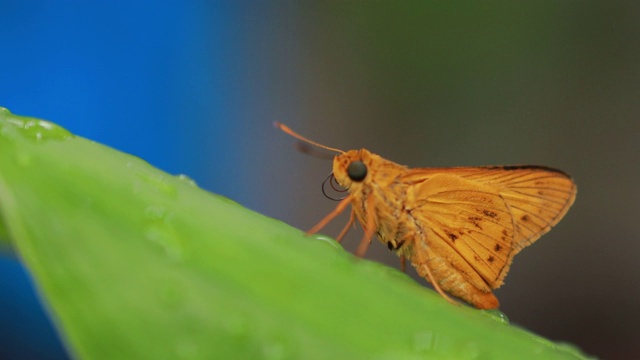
[175,174,197,187]
[530,334,558,354]
[412,331,437,352]
[144,224,183,262]
[144,207,184,262]
[0,108,72,142]
[309,234,342,250]
[137,171,177,196]
[144,205,167,220]
[480,309,510,325]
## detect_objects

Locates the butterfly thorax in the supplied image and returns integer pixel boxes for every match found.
[333,149,414,256]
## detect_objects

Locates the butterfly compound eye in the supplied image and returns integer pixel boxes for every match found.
[347,161,368,182]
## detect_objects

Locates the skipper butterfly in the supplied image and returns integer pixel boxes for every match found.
[276,122,576,309]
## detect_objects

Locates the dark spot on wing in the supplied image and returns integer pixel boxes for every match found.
[488,256,495,263]
[482,210,498,218]
[521,214,530,222]
[494,244,502,252]
[468,216,483,230]
[444,230,458,242]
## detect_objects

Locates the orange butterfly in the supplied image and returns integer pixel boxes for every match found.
[276,122,576,309]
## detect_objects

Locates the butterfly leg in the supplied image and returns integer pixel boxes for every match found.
[355,195,376,257]
[421,261,460,306]
[335,209,355,243]
[400,257,406,273]
[307,195,352,236]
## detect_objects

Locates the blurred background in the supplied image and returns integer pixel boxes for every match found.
[1,1,638,359]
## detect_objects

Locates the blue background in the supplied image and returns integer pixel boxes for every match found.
[2,2,639,359]
[0,2,257,359]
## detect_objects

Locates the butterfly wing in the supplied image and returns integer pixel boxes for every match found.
[403,166,576,289]
[446,166,577,253]
[406,173,515,290]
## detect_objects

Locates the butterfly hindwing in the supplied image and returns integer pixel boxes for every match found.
[406,173,515,289]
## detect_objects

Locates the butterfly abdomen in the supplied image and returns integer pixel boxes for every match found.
[412,249,500,309]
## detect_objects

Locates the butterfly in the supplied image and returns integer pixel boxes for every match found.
[276,122,576,309]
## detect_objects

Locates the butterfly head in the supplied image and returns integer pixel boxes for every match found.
[332,149,374,190]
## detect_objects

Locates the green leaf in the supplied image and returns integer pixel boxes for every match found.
[0,107,592,359]
[0,213,8,247]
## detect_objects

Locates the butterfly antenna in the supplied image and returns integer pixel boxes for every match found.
[295,142,335,159]
[274,122,345,154]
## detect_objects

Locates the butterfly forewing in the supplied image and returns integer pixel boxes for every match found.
[402,166,576,288]
[455,167,577,253]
